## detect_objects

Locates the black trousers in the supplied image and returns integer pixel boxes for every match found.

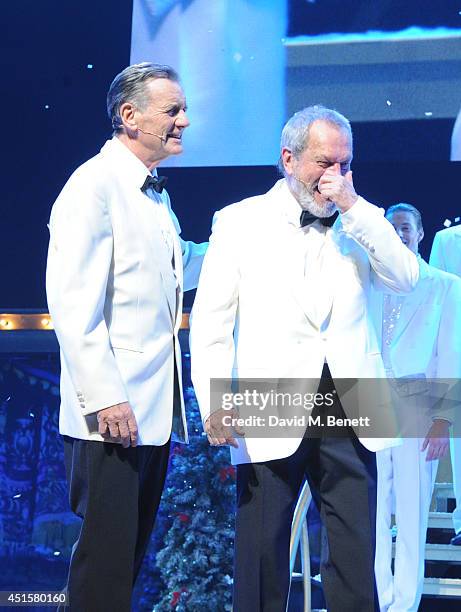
[61,436,170,612]
[233,368,379,612]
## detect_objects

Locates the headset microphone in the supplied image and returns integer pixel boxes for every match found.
[293,174,310,190]
[137,127,166,141]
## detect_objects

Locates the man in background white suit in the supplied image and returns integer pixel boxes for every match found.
[46,62,206,611]
[430,223,461,545]
[373,203,461,612]
[190,106,419,612]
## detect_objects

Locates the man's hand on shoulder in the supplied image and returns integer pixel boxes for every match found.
[97,401,138,448]
[318,164,358,213]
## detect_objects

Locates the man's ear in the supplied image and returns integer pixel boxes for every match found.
[119,102,138,132]
[418,229,424,245]
[281,147,294,176]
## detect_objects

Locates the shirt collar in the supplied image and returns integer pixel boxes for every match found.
[277,178,326,231]
[275,179,303,226]
[100,137,159,189]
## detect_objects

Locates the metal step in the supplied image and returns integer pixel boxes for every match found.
[433,482,457,512]
[291,573,322,584]
[393,542,461,562]
[433,482,455,499]
[424,543,461,562]
[423,577,461,597]
[428,511,453,529]
[293,574,461,600]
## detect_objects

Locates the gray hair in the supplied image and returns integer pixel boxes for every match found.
[278,105,352,175]
[386,203,424,233]
[107,62,179,132]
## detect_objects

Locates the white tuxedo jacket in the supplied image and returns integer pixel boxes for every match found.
[46,138,206,445]
[370,258,461,425]
[430,224,461,277]
[190,180,419,464]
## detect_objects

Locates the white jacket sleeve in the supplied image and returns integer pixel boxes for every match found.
[339,197,419,293]
[429,231,448,271]
[189,209,239,424]
[164,191,208,291]
[46,172,128,415]
[432,276,461,422]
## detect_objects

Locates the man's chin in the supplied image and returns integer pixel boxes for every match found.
[166,139,184,155]
[313,190,332,208]
[309,196,337,218]
[293,181,336,218]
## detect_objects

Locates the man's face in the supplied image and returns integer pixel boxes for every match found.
[386,211,423,254]
[135,78,190,162]
[283,120,352,216]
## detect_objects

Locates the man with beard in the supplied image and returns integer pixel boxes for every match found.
[190,106,419,612]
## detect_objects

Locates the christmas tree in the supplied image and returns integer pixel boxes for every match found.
[153,387,236,611]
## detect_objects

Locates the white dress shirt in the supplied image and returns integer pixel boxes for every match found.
[283,192,335,331]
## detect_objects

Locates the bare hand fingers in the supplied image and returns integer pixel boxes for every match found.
[207,434,227,446]
[108,421,120,440]
[425,440,448,461]
[434,441,449,460]
[206,422,232,446]
[225,436,239,448]
[228,410,245,437]
[98,418,109,436]
[128,418,138,447]
[117,421,131,448]
[205,412,240,447]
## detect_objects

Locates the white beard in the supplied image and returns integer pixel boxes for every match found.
[290,176,337,218]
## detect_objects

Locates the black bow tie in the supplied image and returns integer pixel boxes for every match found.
[141,174,168,194]
[300,210,338,228]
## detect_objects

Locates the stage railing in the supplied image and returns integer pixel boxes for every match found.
[290,481,312,612]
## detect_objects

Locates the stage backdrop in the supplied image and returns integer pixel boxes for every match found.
[130,0,461,166]
[130,0,287,166]
[1,0,461,310]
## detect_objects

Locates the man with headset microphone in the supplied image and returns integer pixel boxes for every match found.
[47,62,206,611]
